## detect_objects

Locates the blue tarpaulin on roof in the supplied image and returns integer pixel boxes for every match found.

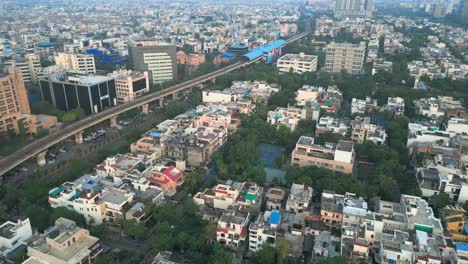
[269,211,281,225]
[150,131,162,138]
[457,243,468,252]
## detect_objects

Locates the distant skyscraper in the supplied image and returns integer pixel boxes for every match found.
[334,0,373,19]
[128,39,177,85]
[462,0,468,17]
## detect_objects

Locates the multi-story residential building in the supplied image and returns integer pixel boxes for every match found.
[128,39,177,85]
[313,231,341,261]
[24,218,102,264]
[442,206,468,241]
[108,70,149,103]
[0,69,59,135]
[146,165,184,197]
[285,183,313,213]
[248,211,281,252]
[193,182,241,210]
[319,86,343,113]
[400,194,443,235]
[193,181,263,212]
[54,52,96,74]
[277,212,306,257]
[25,53,43,84]
[334,0,374,19]
[49,179,134,225]
[130,135,164,157]
[39,72,117,115]
[277,53,318,74]
[414,96,467,119]
[407,122,453,147]
[202,90,241,104]
[386,97,405,116]
[95,154,145,180]
[320,191,344,230]
[291,136,355,174]
[267,106,320,131]
[372,59,393,75]
[315,117,350,136]
[0,218,33,257]
[447,118,468,135]
[351,97,378,115]
[176,51,206,72]
[350,117,387,145]
[2,54,42,84]
[216,209,250,249]
[265,188,286,211]
[325,42,366,75]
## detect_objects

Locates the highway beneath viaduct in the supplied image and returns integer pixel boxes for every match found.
[0,32,308,177]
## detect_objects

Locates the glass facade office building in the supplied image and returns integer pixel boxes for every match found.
[39,73,117,115]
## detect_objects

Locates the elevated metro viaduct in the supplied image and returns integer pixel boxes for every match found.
[0,31,309,177]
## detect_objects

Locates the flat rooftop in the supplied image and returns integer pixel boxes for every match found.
[46,72,114,85]
[279,53,318,62]
[99,188,129,205]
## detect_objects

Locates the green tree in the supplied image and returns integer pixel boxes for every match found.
[430,193,451,216]
[123,220,148,240]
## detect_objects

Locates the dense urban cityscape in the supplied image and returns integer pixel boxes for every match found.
[0,0,467,263]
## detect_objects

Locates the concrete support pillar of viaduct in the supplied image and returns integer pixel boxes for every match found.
[172,93,177,101]
[110,116,118,128]
[158,98,163,108]
[211,77,216,84]
[141,104,149,114]
[74,131,84,144]
[36,151,47,167]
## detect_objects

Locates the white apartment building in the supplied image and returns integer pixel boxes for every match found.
[315,117,350,136]
[325,42,366,75]
[386,97,405,116]
[202,90,240,104]
[447,118,468,135]
[277,53,318,74]
[286,183,313,213]
[351,97,378,115]
[407,123,453,147]
[193,183,241,210]
[267,106,320,131]
[413,97,445,118]
[49,180,134,225]
[108,70,149,103]
[216,209,250,249]
[249,211,281,252]
[54,52,96,74]
[0,219,33,257]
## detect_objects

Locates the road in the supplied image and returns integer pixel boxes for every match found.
[0,32,309,177]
